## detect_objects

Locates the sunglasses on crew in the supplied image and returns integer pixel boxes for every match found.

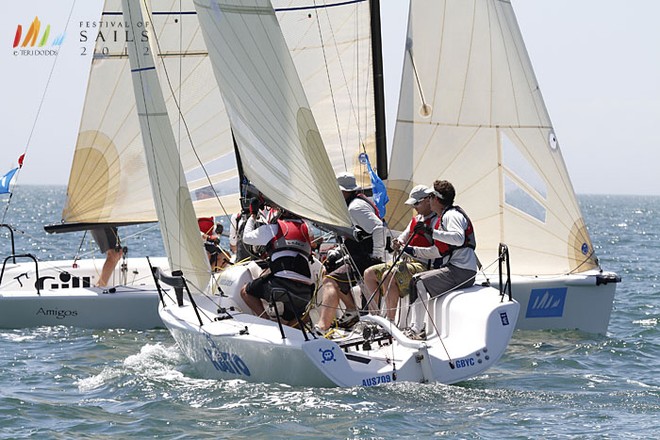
[413,196,429,206]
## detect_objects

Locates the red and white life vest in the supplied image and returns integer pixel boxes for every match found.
[432,206,476,257]
[267,218,312,276]
[408,213,437,247]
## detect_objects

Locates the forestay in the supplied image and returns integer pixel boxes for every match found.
[386,0,597,276]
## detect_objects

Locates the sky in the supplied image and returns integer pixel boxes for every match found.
[1,0,659,196]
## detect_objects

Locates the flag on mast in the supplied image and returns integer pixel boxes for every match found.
[359,152,389,219]
[1,154,25,194]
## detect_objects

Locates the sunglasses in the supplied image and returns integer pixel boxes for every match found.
[413,196,429,206]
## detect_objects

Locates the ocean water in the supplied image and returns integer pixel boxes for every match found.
[0,186,658,439]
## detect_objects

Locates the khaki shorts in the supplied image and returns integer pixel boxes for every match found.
[370,261,427,297]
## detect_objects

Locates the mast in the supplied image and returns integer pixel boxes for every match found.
[370,0,387,179]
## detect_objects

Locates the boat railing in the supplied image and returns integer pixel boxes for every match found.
[0,224,17,264]
[0,253,41,295]
[147,258,205,327]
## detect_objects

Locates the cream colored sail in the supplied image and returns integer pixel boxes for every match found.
[275,0,378,187]
[123,0,210,290]
[192,0,353,229]
[60,0,240,230]
[386,0,597,276]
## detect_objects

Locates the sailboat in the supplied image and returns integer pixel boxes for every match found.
[1,0,381,330]
[119,0,518,387]
[0,0,382,330]
[384,0,620,334]
[0,0,237,329]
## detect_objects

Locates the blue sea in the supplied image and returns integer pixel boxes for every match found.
[1,186,658,439]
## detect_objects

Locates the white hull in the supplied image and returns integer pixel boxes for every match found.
[485,271,619,334]
[0,257,168,329]
[159,265,519,387]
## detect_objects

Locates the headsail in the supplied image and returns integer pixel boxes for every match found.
[193,0,353,230]
[123,0,210,290]
[386,0,597,275]
[56,0,240,232]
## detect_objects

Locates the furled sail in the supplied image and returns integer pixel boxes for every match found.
[55,0,240,232]
[386,0,598,275]
[122,0,210,290]
[275,0,381,188]
[193,0,353,230]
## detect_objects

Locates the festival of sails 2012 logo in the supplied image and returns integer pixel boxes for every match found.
[12,16,65,57]
[12,14,150,59]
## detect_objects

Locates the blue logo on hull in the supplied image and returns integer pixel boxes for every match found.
[526,287,567,318]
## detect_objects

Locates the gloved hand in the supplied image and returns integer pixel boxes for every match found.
[402,246,415,257]
[413,222,432,236]
[249,197,260,217]
[323,248,343,272]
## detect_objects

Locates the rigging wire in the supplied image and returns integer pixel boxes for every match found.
[313,0,371,175]
[1,1,79,224]
[313,1,347,171]
[144,1,233,221]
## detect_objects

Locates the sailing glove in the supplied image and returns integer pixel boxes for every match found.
[413,222,432,236]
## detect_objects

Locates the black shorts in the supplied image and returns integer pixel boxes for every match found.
[245,274,313,321]
[91,227,120,254]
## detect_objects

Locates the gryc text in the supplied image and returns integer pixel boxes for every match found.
[454,357,476,368]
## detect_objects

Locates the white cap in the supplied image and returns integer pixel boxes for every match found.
[405,184,430,205]
[336,172,361,191]
[423,186,444,201]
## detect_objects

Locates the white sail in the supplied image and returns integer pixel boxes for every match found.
[122,0,210,290]
[192,0,353,229]
[386,0,597,276]
[60,0,240,230]
[275,0,379,187]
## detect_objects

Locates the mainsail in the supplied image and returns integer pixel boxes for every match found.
[386,0,598,276]
[193,0,353,230]
[55,0,240,232]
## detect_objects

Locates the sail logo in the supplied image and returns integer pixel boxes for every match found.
[12,16,65,57]
[526,287,567,318]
